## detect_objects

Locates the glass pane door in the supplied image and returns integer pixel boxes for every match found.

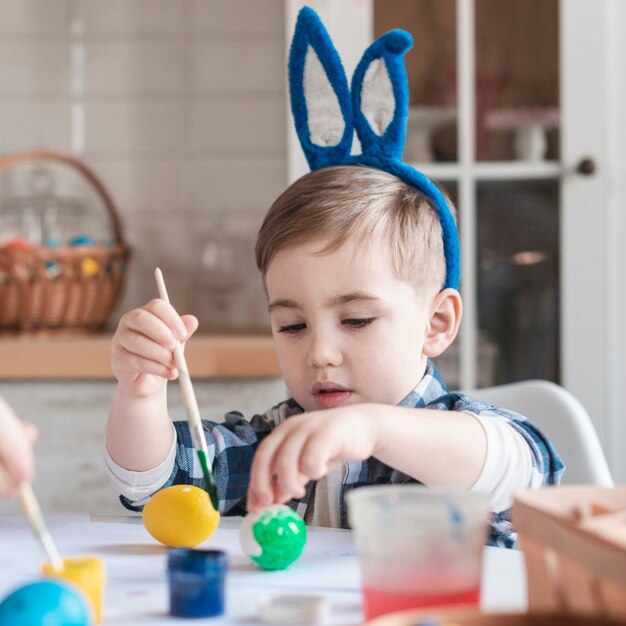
[375,0,458,164]
[374,0,560,389]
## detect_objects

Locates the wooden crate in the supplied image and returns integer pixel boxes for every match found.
[513,485,626,622]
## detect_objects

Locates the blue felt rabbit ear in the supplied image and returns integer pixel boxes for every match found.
[288,7,354,170]
[351,30,412,160]
[287,7,461,291]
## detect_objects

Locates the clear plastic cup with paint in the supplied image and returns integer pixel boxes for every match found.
[347,486,490,620]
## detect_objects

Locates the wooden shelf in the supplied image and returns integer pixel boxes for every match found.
[0,334,280,380]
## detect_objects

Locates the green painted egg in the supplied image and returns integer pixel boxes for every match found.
[240,505,306,570]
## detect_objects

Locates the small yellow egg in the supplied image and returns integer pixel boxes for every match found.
[81,258,99,277]
[142,485,220,548]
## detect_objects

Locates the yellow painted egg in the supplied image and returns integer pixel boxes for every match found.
[81,258,99,277]
[142,485,220,548]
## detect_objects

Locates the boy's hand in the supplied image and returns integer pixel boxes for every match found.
[111,299,198,398]
[0,397,38,498]
[246,405,380,511]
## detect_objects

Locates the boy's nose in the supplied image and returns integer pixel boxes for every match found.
[306,333,342,369]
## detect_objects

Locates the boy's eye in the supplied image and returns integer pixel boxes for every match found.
[277,323,307,334]
[342,317,375,329]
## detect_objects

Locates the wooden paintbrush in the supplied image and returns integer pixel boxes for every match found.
[154,268,219,511]
[18,482,64,571]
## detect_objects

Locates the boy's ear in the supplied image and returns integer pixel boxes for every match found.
[422,288,463,358]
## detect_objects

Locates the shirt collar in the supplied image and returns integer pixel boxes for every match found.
[398,360,449,408]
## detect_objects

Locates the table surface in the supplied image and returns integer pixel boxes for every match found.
[0,515,527,625]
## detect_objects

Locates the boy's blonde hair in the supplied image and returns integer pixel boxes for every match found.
[255,165,455,299]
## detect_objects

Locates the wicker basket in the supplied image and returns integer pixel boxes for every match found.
[514,486,626,623]
[0,151,130,333]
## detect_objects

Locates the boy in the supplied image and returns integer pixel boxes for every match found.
[0,396,37,498]
[106,167,562,547]
[105,8,563,547]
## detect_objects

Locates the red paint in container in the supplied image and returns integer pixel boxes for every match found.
[347,487,490,622]
[363,583,480,619]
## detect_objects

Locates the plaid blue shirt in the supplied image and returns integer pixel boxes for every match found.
[120,361,564,548]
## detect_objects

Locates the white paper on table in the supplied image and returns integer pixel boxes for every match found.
[44,520,361,592]
[0,513,89,531]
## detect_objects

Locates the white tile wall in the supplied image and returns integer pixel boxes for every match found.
[0,0,69,36]
[193,39,285,94]
[0,0,287,330]
[189,97,286,156]
[87,157,185,216]
[0,42,68,96]
[85,100,186,154]
[189,0,284,35]
[84,41,186,96]
[194,156,286,213]
[0,100,71,152]
[75,0,185,36]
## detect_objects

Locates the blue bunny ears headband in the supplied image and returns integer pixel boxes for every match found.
[288,7,460,290]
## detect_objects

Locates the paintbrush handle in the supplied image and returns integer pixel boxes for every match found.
[172,343,209,455]
[154,268,209,454]
[18,482,64,571]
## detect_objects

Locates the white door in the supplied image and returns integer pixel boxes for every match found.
[561,0,626,483]
[285,0,625,480]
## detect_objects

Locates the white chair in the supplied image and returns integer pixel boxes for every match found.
[467,380,614,486]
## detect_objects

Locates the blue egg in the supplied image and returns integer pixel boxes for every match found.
[69,235,94,247]
[0,580,91,626]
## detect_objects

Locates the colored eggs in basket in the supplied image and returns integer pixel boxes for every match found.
[240,505,307,570]
[3,237,33,250]
[69,235,95,247]
[0,580,91,626]
[143,485,220,548]
[81,258,100,277]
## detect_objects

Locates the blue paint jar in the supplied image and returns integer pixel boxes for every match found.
[167,549,227,618]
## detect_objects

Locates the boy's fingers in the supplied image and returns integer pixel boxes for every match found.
[118,348,176,381]
[181,315,199,338]
[117,330,176,367]
[143,299,188,341]
[180,315,199,352]
[248,430,290,508]
[298,433,331,480]
[272,432,310,499]
[124,307,180,351]
[246,490,263,513]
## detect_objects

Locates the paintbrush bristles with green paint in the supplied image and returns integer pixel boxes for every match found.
[155,268,219,511]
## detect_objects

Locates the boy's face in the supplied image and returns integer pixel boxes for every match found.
[265,237,432,412]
